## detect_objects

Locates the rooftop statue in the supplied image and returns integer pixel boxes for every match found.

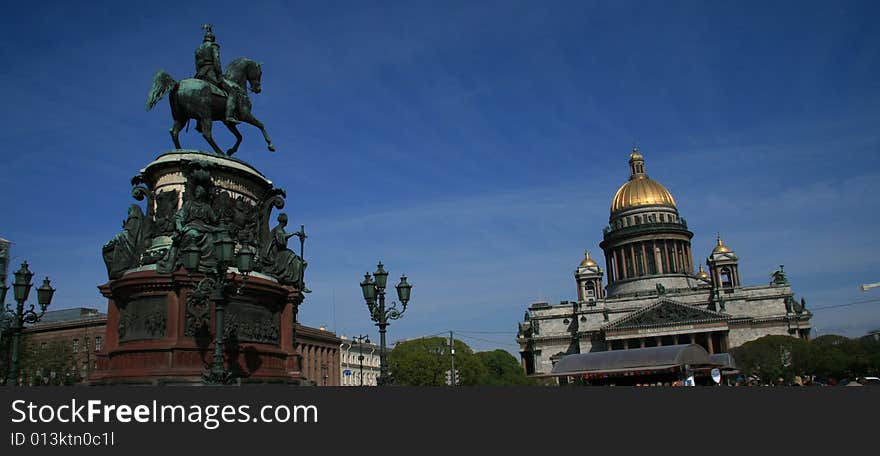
[146,24,276,156]
[770,265,788,285]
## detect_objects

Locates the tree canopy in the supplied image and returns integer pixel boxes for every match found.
[17,338,79,386]
[388,337,487,386]
[729,335,814,384]
[475,349,536,386]
[730,334,880,384]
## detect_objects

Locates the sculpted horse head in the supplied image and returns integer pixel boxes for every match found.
[224,57,263,95]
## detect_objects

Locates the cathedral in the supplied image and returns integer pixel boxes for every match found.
[516,149,812,375]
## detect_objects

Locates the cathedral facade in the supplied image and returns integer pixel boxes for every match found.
[516,149,812,375]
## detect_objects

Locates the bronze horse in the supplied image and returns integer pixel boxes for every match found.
[146,57,275,156]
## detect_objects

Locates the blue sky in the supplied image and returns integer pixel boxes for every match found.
[1,1,879,352]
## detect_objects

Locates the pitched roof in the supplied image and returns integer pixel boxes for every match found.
[603,298,729,331]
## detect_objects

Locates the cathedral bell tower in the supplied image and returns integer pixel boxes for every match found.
[575,250,604,305]
[706,234,740,292]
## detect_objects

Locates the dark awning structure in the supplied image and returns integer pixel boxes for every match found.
[548,344,713,377]
[709,353,737,372]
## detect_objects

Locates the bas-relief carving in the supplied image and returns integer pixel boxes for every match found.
[118,296,167,341]
[153,190,180,237]
[224,299,280,344]
[619,302,724,328]
[184,293,211,338]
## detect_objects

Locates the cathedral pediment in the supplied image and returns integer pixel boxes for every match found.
[604,299,729,330]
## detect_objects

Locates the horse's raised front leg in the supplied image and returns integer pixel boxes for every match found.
[240,109,275,152]
[169,119,185,150]
[198,119,225,155]
[223,121,243,156]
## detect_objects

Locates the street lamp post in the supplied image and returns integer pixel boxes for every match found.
[359,262,412,386]
[1,261,55,385]
[182,231,256,385]
[352,334,370,386]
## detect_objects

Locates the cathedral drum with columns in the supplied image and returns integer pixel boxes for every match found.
[516,149,812,376]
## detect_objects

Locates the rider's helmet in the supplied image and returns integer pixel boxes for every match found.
[202,24,216,43]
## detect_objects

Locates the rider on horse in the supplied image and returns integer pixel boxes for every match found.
[195,24,240,124]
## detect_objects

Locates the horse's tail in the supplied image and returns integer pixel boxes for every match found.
[146,70,176,111]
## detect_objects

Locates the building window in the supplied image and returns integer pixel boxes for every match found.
[72,339,79,353]
[95,336,102,352]
[40,342,47,350]
[721,267,733,288]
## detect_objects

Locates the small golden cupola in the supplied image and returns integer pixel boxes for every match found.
[696,264,711,281]
[712,234,731,254]
[575,250,604,304]
[707,233,740,291]
[579,250,597,267]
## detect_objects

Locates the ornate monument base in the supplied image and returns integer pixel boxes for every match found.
[91,150,306,385]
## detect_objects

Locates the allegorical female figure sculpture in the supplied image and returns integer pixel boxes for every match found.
[263,213,306,288]
[103,205,148,278]
[158,183,219,273]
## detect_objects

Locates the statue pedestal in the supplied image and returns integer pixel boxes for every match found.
[91,270,303,385]
[91,150,306,385]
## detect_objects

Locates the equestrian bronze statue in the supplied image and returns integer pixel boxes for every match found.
[146,24,276,156]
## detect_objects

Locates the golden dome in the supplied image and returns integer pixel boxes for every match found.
[610,150,676,215]
[712,234,731,254]
[579,250,597,267]
[696,265,710,280]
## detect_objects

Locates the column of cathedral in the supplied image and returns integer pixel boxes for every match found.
[607,239,700,280]
[603,332,733,352]
[606,256,614,283]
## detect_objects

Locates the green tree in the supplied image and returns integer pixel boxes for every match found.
[388,337,487,386]
[475,349,536,385]
[18,338,78,386]
[811,334,878,380]
[729,335,815,384]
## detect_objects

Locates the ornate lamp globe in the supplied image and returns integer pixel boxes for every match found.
[395,275,412,305]
[236,244,256,274]
[360,273,376,302]
[182,245,202,272]
[13,261,34,302]
[36,278,55,310]
[373,262,389,290]
[214,232,235,264]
